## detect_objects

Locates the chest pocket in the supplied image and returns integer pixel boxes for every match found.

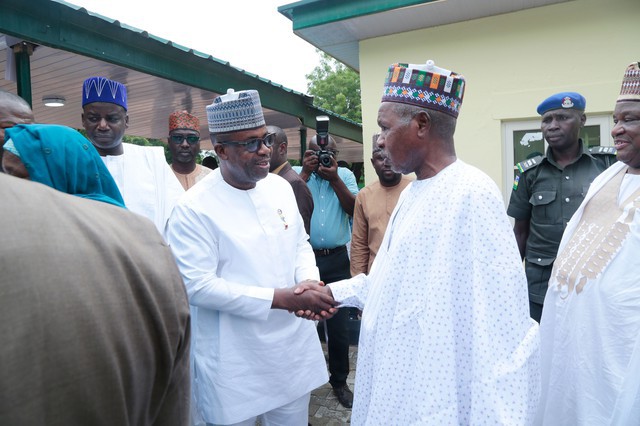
[529,190,557,224]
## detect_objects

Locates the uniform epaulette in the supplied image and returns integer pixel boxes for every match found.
[515,155,544,173]
[589,146,617,155]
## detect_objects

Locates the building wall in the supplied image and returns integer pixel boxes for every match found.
[358,0,639,199]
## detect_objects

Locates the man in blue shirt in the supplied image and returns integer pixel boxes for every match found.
[294,134,359,408]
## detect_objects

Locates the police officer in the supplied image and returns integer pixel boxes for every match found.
[507,92,616,322]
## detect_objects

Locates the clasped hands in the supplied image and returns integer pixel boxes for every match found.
[272,280,338,321]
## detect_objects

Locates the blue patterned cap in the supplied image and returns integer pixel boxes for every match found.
[82,77,128,110]
[206,89,265,134]
[537,92,585,115]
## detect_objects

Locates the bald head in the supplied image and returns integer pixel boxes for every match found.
[267,125,288,171]
[0,90,32,112]
[309,134,337,151]
[0,91,34,131]
[0,90,34,163]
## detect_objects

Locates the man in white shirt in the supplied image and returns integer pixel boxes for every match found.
[81,76,183,232]
[165,88,334,426]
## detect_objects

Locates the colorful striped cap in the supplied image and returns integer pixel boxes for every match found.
[206,89,265,134]
[381,60,465,118]
[82,77,127,110]
[169,111,200,133]
[617,62,640,103]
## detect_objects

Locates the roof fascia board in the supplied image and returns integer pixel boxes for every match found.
[0,0,362,142]
[279,0,438,30]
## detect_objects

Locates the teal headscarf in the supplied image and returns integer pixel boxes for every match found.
[5,124,125,208]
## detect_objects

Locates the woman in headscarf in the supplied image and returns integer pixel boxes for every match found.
[2,123,125,207]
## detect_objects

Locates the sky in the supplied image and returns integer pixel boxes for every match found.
[67,0,320,94]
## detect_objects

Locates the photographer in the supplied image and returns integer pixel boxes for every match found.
[294,125,359,408]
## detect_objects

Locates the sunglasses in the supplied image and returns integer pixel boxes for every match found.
[218,132,276,153]
[170,134,200,145]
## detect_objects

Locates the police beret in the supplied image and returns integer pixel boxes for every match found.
[537,92,586,115]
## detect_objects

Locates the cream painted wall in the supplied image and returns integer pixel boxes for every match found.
[358,0,639,199]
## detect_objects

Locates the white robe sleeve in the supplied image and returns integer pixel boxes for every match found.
[328,273,368,310]
[165,202,274,322]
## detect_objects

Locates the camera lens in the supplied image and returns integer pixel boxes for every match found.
[318,151,333,167]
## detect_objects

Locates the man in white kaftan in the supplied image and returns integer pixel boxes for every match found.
[168,171,328,424]
[536,62,640,425]
[332,160,540,424]
[81,76,183,233]
[296,60,540,425]
[165,89,332,425]
[102,143,183,232]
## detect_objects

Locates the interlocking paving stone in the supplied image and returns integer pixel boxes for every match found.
[308,343,357,425]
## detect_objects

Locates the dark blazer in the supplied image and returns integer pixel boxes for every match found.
[277,161,314,235]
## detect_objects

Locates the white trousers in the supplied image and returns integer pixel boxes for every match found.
[206,392,310,426]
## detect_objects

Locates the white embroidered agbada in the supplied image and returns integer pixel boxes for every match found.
[537,161,640,425]
[330,160,540,425]
[102,143,183,232]
[165,170,327,425]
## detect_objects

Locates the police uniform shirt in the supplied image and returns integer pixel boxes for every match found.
[507,140,616,265]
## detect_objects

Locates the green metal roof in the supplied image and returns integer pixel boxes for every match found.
[278,0,437,30]
[0,0,362,154]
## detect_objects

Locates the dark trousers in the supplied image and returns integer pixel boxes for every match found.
[315,249,351,388]
[529,301,543,324]
[524,260,553,323]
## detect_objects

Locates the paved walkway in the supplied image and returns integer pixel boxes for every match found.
[308,343,358,425]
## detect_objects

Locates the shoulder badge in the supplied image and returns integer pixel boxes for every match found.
[589,146,617,155]
[512,175,520,191]
[515,155,544,174]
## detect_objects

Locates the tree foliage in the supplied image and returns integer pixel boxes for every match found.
[306,51,361,123]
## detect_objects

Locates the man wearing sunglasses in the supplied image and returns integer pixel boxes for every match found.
[168,111,211,190]
[165,89,334,426]
[81,76,183,233]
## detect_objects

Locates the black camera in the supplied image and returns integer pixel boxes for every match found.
[315,115,333,167]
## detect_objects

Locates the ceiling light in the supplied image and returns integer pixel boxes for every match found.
[42,96,65,107]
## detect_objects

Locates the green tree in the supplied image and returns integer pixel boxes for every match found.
[306,51,361,123]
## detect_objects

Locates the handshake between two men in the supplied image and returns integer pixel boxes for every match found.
[272,280,338,320]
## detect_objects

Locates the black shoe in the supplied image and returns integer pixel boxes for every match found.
[332,384,353,408]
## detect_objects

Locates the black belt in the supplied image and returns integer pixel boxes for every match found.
[313,245,347,257]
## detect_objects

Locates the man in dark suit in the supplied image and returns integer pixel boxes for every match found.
[268,125,314,235]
